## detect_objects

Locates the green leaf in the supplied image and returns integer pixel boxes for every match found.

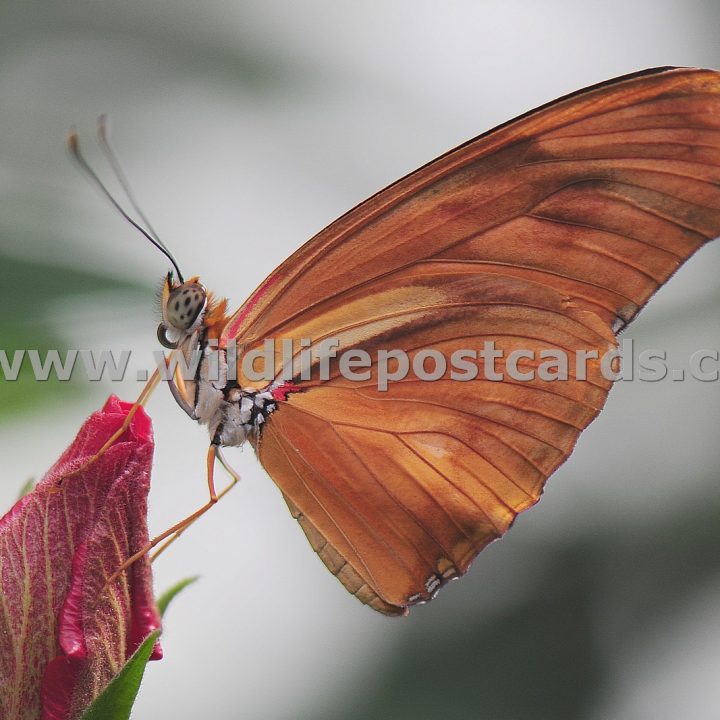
[156,575,200,617]
[79,630,160,720]
[76,574,197,720]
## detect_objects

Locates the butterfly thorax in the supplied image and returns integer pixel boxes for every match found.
[199,339,280,439]
[157,272,286,447]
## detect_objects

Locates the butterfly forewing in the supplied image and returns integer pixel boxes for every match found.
[224,67,720,351]
[231,67,720,613]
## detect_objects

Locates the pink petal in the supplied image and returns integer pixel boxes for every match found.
[0,396,161,720]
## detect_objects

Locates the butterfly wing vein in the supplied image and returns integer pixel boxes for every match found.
[232,68,720,613]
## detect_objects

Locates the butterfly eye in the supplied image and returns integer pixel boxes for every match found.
[165,283,206,331]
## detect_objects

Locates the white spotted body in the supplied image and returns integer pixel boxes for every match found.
[195,346,278,445]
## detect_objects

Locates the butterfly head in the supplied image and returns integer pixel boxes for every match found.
[157,271,207,349]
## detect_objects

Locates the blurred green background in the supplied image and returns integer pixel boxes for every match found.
[1,2,720,719]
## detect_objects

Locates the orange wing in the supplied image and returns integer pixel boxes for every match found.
[227,67,720,614]
[254,280,615,615]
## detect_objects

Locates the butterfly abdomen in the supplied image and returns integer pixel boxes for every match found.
[215,387,277,443]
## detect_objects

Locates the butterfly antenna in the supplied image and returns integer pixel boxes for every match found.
[96,115,165,250]
[67,128,185,283]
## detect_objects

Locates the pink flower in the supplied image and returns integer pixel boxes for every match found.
[0,396,161,720]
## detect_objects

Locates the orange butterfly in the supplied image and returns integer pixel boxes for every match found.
[72,66,720,615]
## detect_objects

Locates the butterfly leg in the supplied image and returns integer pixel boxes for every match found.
[103,443,240,588]
[150,446,241,562]
[165,356,197,419]
[53,368,161,490]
